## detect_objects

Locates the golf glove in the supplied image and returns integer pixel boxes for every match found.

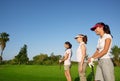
[88,58,94,68]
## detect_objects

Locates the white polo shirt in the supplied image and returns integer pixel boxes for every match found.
[97,33,112,59]
[76,42,86,62]
[64,49,72,65]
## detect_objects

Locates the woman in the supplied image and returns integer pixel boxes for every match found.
[59,41,72,81]
[89,22,115,81]
[75,34,87,81]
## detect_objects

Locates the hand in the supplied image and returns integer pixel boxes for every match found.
[91,58,95,62]
[59,60,62,63]
[88,57,92,63]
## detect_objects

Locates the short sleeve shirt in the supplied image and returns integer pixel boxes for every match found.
[97,33,112,59]
[64,49,72,65]
[76,42,86,62]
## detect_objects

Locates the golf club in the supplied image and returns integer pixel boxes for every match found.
[59,55,62,81]
[91,65,95,81]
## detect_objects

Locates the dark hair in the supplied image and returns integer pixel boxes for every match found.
[96,22,113,37]
[79,34,88,44]
[83,35,87,44]
[65,41,72,49]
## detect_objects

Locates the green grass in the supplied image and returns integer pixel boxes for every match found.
[0,65,119,81]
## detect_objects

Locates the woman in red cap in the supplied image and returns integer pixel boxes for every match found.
[89,22,115,81]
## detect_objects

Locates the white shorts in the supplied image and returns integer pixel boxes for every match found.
[64,65,71,70]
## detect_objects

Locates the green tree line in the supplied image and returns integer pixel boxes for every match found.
[1,44,61,65]
[0,32,120,66]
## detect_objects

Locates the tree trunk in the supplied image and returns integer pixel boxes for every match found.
[0,50,3,64]
[0,43,5,64]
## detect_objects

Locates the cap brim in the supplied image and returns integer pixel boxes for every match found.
[74,36,79,39]
[90,27,96,31]
[90,24,103,31]
[75,37,78,39]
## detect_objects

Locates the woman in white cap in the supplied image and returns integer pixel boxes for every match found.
[89,22,115,81]
[75,34,87,81]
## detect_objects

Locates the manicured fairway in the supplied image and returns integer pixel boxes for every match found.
[0,65,119,81]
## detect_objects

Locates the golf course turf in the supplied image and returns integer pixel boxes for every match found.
[0,65,119,81]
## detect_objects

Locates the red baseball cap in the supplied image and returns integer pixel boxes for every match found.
[90,23,103,31]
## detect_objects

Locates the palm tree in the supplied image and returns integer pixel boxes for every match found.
[0,32,10,63]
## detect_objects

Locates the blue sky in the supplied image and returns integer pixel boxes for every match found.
[0,0,120,60]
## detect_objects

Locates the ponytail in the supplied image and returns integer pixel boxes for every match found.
[103,25,111,34]
[83,35,87,44]
[103,24,113,38]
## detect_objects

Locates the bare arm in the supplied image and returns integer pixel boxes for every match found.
[88,48,99,62]
[93,38,111,59]
[61,53,69,62]
[80,44,86,66]
[91,49,99,58]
